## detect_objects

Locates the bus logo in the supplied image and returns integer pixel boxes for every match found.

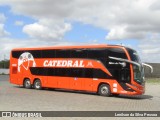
[43,60,85,67]
[18,52,36,72]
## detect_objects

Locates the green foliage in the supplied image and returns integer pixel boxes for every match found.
[0,60,10,68]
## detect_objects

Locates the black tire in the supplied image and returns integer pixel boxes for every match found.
[23,79,32,89]
[33,79,42,90]
[98,84,111,97]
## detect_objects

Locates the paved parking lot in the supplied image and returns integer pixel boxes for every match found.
[0,75,160,120]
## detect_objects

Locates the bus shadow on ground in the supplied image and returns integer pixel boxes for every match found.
[45,88,153,100]
[43,87,154,100]
[114,94,153,100]
[45,88,98,96]
[15,86,153,100]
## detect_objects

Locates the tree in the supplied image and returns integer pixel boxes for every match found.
[0,60,10,68]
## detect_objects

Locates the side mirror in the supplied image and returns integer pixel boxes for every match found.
[142,63,153,73]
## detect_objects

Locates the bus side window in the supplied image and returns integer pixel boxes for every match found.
[42,50,56,58]
[87,49,106,59]
[69,68,85,78]
[93,69,109,79]
[85,69,93,78]
[71,69,80,77]
[56,50,71,58]
[70,49,87,58]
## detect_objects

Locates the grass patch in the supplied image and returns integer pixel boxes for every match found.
[146,78,160,84]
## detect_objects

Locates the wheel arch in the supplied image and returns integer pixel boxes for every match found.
[33,78,42,90]
[33,78,41,84]
[97,82,111,93]
[97,82,111,96]
[23,77,30,85]
[23,77,32,89]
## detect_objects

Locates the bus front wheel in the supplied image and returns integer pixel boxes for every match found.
[23,79,32,89]
[98,84,111,97]
[33,79,42,90]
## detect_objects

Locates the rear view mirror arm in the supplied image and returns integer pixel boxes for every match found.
[109,56,141,70]
[142,63,153,73]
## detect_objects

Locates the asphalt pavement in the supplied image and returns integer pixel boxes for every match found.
[0,75,160,120]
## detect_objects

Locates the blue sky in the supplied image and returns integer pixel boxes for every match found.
[65,22,139,49]
[0,6,35,39]
[0,0,159,63]
[1,5,138,46]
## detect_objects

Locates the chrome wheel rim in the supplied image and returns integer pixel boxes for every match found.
[35,81,40,89]
[25,80,30,87]
[101,86,108,95]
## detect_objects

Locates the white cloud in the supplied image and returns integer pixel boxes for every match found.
[0,0,74,19]
[0,24,9,37]
[1,0,160,40]
[0,38,75,60]
[0,0,73,41]
[105,25,146,40]
[23,20,71,40]
[0,0,160,62]
[0,13,6,23]
[138,36,160,63]
[0,13,9,37]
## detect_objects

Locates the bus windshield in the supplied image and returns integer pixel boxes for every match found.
[128,49,141,64]
[127,48,144,84]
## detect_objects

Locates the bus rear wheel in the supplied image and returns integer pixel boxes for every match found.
[23,79,32,89]
[33,79,42,90]
[98,84,111,97]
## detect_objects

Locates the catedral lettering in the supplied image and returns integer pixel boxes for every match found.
[43,60,85,67]
[10,44,153,97]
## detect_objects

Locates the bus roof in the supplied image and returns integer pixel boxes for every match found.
[12,44,128,51]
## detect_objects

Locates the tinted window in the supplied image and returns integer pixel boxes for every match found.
[87,49,106,59]
[70,49,88,58]
[107,48,127,59]
[126,48,141,63]
[42,50,55,58]
[56,50,71,58]
[93,69,109,79]
[12,50,42,58]
[28,50,41,58]
[106,48,128,69]
[85,69,93,78]
[30,67,111,79]
[12,51,23,58]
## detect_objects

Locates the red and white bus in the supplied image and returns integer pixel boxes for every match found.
[10,44,153,96]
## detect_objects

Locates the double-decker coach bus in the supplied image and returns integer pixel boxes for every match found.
[10,44,153,96]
